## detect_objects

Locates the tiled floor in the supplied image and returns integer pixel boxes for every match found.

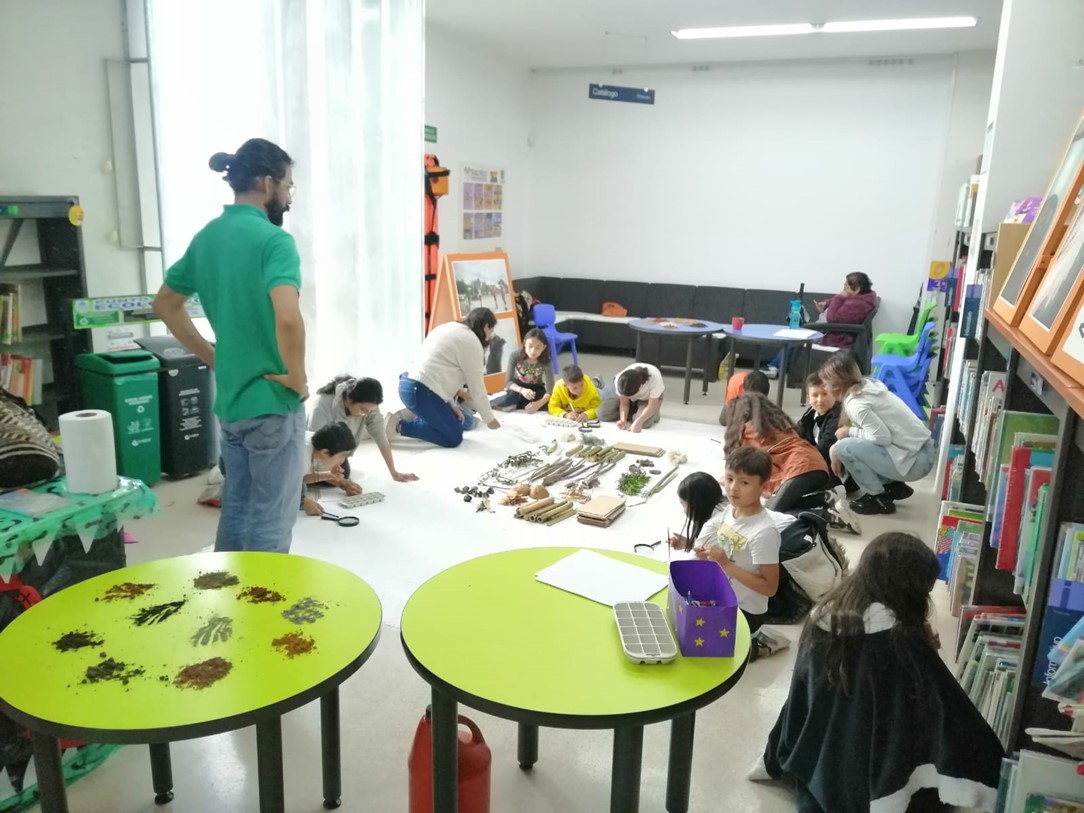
[31,353,952,812]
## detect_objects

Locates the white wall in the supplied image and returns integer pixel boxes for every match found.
[424,25,532,265]
[524,57,993,334]
[928,51,996,261]
[0,0,142,300]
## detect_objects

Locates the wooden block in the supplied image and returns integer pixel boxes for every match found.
[611,442,665,457]
[576,495,626,520]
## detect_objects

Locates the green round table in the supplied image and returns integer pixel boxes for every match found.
[0,551,381,813]
[400,548,749,813]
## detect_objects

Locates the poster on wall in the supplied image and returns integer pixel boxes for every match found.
[461,164,505,241]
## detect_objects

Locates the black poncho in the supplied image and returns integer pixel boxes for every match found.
[762,606,1004,812]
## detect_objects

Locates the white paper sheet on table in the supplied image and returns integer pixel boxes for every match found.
[773,328,817,339]
[534,549,669,606]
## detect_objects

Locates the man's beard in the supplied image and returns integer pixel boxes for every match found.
[267,200,290,227]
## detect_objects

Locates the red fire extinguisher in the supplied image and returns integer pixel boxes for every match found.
[408,706,491,813]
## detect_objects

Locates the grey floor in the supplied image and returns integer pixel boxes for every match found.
[37,351,953,813]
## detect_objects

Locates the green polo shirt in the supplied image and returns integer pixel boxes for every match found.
[164,204,302,422]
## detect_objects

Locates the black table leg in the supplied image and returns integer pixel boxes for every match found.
[321,688,342,809]
[517,722,538,770]
[702,336,711,396]
[256,716,285,813]
[635,331,643,363]
[666,713,696,813]
[31,731,68,813]
[802,341,813,405]
[432,687,458,812]
[727,337,736,381]
[683,337,693,404]
[775,346,787,407]
[610,725,644,813]
[149,742,174,805]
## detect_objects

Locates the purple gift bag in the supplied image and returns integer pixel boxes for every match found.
[667,560,740,657]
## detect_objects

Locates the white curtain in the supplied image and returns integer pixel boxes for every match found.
[147,0,423,395]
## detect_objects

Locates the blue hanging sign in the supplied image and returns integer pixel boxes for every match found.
[588,84,655,105]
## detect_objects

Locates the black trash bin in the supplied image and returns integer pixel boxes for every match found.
[135,336,215,479]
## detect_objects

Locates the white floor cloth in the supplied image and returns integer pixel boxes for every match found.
[290,412,725,626]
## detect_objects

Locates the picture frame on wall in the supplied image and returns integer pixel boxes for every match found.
[1019,191,1084,352]
[427,251,519,394]
[991,113,1084,326]
[1050,292,1084,386]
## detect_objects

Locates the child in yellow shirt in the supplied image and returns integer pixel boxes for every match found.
[547,364,601,423]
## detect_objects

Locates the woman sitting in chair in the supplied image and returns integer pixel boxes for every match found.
[814,272,878,349]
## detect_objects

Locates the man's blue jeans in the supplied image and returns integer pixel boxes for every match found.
[215,411,305,553]
[398,375,474,448]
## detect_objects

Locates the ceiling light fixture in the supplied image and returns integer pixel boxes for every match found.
[671,16,977,40]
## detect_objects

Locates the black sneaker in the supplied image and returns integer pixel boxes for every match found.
[885,481,914,501]
[850,493,896,515]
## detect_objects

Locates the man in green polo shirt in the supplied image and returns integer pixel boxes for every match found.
[153,138,308,554]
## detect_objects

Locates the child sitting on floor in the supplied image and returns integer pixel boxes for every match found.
[720,369,771,425]
[489,328,555,414]
[598,363,665,432]
[757,532,1003,812]
[796,372,841,469]
[547,364,602,423]
[671,448,780,637]
[724,393,830,514]
[301,422,361,516]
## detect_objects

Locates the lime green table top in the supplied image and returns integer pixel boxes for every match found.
[400,547,749,725]
[0,552,381,743]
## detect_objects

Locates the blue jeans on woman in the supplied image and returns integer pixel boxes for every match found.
[398,375,474,448]
[834,437,935,497]
[215,410,306,554]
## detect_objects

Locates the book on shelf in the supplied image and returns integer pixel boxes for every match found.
[1016,472,1053,603]
[957,360,979,435]
[968,372,1006,477]
[928,406,946,445]
[955,607,1026,671]
[943,443,966,501]
[936,500,984,582]
[1029,524,1084,691]
[0,282,22,344]
[995,438,1057,571]
[982,411,1059,489]
[0,353,43,405]
[949,520,984,617]
[998,750,1084,813]
[990,463,1011,541]
[1043,637,1084,706]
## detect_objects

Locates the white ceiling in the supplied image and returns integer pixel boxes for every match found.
[426,0,1003,69]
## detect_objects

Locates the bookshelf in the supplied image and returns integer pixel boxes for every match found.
[947,305,1084,758]
[0,196,91,428]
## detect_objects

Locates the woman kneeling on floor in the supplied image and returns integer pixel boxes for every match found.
[817,352,934,516]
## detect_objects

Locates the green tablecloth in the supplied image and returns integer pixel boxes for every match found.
[0,478,157,583]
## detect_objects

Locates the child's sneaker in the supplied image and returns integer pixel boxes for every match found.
[885,481,914,501]
[384,410,403,438]
[830,494,863,535]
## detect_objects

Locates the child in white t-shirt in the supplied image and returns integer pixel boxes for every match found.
[597,363,665,432]
[695,447,781,634]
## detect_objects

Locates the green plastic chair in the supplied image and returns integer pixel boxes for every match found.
[874,299,937,356]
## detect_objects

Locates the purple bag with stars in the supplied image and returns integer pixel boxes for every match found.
[667,560,739,657]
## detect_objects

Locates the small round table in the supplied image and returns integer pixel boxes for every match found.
[629,318,726,404]
[400,548,749,813]
[0,551,382,813]
[718,323,825,407]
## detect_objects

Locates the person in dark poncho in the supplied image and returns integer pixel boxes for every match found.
[755,532,1003,813]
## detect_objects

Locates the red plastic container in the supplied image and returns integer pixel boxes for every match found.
[408,707,491,813]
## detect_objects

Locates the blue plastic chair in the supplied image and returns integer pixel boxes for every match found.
[871,321,937,418]
[531,303,579,373]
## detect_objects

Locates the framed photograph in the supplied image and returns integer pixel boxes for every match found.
[992,113,1084,326]
[450,255,514,316]
[1050,292,1084,386]
[1020,194,1084,352]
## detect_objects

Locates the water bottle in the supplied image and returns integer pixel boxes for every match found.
[788,300,802,329]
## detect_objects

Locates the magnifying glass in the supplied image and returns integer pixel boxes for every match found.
[320,512,359,528]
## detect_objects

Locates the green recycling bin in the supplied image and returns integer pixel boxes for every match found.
[75,350,162,485]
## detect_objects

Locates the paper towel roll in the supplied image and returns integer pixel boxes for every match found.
[60,410,119,495]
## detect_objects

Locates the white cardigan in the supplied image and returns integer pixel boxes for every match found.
[407,322,496,425]
[842,378,932,473]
